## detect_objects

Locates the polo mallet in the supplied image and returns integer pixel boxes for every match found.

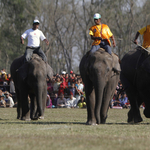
[131,40,149,53]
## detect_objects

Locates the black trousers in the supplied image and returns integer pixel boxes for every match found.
[25,46,47,62]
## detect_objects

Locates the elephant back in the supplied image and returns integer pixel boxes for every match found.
[90,49,120,72]
[121,49,145,83]
[79,48,120,83]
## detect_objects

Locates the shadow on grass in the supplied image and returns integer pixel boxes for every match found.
[105,122,150,125]
[0,121,86,125]
[0,120,150,125]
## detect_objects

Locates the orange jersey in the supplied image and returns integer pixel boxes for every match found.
[89,24,113,46]
[138,25,150,48]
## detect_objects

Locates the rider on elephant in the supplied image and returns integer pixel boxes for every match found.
[134,25,150,54]
[89,13,116,55]
[20,19,49,62]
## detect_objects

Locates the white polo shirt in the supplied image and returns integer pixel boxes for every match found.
[21,28,46,47]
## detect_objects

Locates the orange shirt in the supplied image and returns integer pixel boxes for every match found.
[89,24,113,46]
[138,25,150,48]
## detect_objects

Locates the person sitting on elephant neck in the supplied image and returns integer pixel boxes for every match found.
[20,19,49,62]
[134,25,150,55]
[89,13,116,55]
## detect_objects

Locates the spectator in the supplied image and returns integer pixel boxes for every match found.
[68,74,73,85]
[57,93,66,108]
[66,93,77,108]
[117,81,124,94]
[61,71,66,81]
[47,78,54,94]
[66,73,69,79]
[0,90,5,97]
[6,74,11,85]
[110,90,119,107]
[75,78,84,103]
[0,69,6,75]
[46,94,52,108]
[0,95,6,108]
[77,95,86,108]
[52,93,58,108]
[4,92,14,108]
[119,92,128,108]
[64,77,69,96]
[58,77,66,96]
[53,75,61,93]
[71,73,76,83]
[113,93,122,106]
[69,82,76,97]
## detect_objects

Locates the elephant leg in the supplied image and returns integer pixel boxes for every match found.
[100,78,117,124]
[30,94,38,120]
[84,77,96,125]
[20,90,30,121]
[121,73,142,123]
[16,88,22,119]
[126,87,142,123]
[39,85,47,119]
[127,97,143,123]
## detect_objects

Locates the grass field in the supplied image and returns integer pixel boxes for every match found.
[0,108,150,150]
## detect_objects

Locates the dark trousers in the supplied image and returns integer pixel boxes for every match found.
[25,46,47,62]
[90,40,112,55]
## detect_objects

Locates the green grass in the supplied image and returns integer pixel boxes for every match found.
[0,108,150,150]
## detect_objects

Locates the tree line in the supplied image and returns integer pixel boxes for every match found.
[0,0,149,73]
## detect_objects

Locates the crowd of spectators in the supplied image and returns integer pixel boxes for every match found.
[110,81,130,109]
[0,68,144,110]
[46,70,86,109]
[0,69,16,108]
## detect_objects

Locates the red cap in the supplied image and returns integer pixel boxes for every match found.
[70,70,73,74]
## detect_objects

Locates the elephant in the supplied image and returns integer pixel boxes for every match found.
[10,54,53,120]
[120,48,150,123]
[79,49,120,125]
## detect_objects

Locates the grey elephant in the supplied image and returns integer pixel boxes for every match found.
[120,49,150,123]
[79,49,120,125]
[10,54,53,120]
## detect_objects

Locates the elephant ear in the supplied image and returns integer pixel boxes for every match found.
[46,63,53,79]
[112,54,121,72]
[17,63,29,81]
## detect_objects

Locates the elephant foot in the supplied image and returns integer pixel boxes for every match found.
[39,116,44,119]
[128,118,143,124]
[128,119,134,124]
[100,120,106,124]
[17,116,21,120]
[86,120,97,125]
[31,117,38,120]
[100,116,107,124]
[21,117,31,121]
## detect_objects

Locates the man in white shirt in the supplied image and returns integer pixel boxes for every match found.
[75,78,84,103]
[4,92,14,108]
[21,19,49,62]
[66,93,77,108]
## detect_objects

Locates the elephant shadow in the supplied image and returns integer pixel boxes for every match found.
[0,121,85,125]
[0,121,150,125]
